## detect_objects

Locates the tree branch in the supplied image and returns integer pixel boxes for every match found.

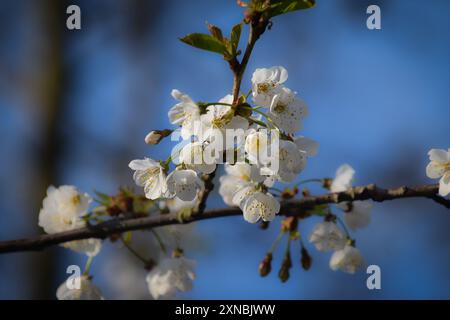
[0,183,447,254]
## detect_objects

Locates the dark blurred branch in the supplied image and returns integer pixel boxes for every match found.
[0,183,447,254]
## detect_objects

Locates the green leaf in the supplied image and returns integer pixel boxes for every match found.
[230,23,242,54]
[207,23,224,42]
[268,0,315,17]
[179,33,227,55]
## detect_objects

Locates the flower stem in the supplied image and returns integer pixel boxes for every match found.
[335,215,351,239]
[121,237,151,266]
[82,256,93,276]
[202,102,233,108]
[151,230,167,254]
[269,230,284,254]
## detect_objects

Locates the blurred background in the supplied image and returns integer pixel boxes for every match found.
[0,0,449,299]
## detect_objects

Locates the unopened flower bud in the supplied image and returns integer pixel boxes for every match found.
[259,221,270,230]
[144,129,172,145]
[258,253,272,277]
[278,252,292,283]
[300,246,312,271]
[322,178,333,190]
[278,265,290,283]
[281,188,295,200]
[301,188,311,197]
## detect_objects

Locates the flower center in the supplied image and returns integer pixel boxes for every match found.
[71,195,81,206]
[273,103,287,114]
[257,81,275,94]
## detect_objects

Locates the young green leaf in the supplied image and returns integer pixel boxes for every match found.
[179,33,227,55]
[207,23,224,42]
[230,23,242,54]
[268,0,315,18]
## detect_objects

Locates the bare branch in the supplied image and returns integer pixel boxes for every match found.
[0,183,447,254]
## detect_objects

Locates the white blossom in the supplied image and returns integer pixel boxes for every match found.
[309,221,346,252]
[244,129,273,166]
[168,90,201,140]
[161,196,198,214]
[339,201,373,230]
[251,66,288,107]
[219,175,250,206]
[218,163,270,206]
[178,141,216,174]
[294,136,319,157]
[330,164,355,193]
[166,169,204,201]
[129,158,168,200]
[146,256,196,300]
[56,275,103,300]
[331,164,372,230]
[261,139,306,182]
[38,185,101,257]
[199,94,248,144]
[242,192,280,223]
[329,245,364,274]
[269,87,308,135]
[232,184,259,209]
[426,148,450,196]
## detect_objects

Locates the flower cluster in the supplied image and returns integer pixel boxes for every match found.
[130,66,318,227]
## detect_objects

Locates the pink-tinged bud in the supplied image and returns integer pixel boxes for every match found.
[144,129,172,145]
[145,131,161,145]
[258,253,272,277]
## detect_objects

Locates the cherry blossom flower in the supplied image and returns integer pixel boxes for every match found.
[178,141,217,174]
[331,164,372,230]
[329,245,364,274]
[426,148,450,197]
[146,256,196,300]
[168,89,200,140]
[56,275,103,300]
[199,94,249,145]
[251,66,288,107]
[261,139,306,182]
[166,169,204,201]
[340,201,373,230]
[244,129,273,166]
[309,221,347,252]
[38,185,101,257]
[330,164,355,193]
[294,136,319,157]
[269,87,308,135]
[241,192,280,223]
[129,158,168,200]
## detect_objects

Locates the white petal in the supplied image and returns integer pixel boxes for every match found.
[439,173,450,197]
[331,164,355,192]
[344,201,372,230]
[426,161,445,179]
[128,158,158,171]
[294,136,319,157]
[428,148,449,162]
